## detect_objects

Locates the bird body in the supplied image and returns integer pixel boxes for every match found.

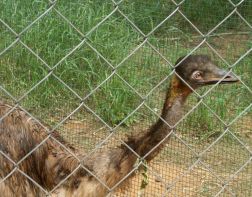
[0,55,238,196]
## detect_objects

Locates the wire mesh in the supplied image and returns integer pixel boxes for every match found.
[0,0,251,196]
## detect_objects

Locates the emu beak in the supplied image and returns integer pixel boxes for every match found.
[201,68,239,85]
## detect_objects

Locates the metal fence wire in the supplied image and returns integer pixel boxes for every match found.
[0,0,252,196]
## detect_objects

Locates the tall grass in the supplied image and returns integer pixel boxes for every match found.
[119,0,252,34]
[0,0,251,137]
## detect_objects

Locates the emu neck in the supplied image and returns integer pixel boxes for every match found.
[126,75,192,162]
[160,75,192,125]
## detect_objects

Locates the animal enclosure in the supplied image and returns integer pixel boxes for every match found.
[0,0,252,196]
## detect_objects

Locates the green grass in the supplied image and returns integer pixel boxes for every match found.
[119,0,252,34]
[0,0,251,136]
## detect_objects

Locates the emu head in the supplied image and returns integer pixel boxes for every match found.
[174,55,239,89]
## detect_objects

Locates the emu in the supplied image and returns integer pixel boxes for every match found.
[0,55,238,196]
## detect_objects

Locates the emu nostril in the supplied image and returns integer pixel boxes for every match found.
[222,73,239,82]
[225,75,232,79]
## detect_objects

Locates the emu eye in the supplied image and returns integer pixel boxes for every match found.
[192,71,202,80]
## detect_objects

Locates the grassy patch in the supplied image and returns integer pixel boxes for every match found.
[0,0,251,135]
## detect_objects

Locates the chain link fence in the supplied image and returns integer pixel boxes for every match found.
[0,0,252,196]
